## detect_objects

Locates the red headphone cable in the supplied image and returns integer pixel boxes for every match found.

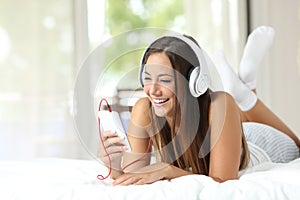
[97,98,152,180]
[97,98,112,180]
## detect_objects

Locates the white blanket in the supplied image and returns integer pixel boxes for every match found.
[0,158,300,200]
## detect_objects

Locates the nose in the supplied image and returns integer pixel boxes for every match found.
[149,82,162,96]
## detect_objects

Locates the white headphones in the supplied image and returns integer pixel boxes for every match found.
[139,34,210,97]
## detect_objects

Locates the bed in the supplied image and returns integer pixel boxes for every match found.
[1,157,299,200]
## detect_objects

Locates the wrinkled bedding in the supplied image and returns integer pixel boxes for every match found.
[0,158,299,200]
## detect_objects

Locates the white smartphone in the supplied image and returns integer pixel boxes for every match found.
[98,110,131,152]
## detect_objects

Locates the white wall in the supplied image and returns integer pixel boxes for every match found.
[250,0,300,137]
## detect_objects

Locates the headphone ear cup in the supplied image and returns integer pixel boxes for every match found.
[189,67,200,97]
[196,76,208,96]
[139,64,145,87]
[189,67,208,97]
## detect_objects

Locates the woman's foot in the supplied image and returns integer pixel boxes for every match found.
[239,26,275,89]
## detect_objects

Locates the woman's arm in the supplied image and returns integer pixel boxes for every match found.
[208,92,243,182]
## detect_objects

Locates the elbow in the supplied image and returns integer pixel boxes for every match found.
[211,176,238,183]
[212,177,226,183]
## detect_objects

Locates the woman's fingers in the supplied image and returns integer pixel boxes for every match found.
[112,174,140,186]
[102,130,118,138]
[100,130,125,148]
[98,145,127,157]
[104,136,125,147]
[112,173,154,186]
[98,130,130,170]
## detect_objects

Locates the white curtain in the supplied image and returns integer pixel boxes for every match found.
[0,0,77,160]
[183,0,248,71]
[0,0,106,160]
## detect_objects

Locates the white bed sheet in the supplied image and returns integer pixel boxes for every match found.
[0,158,299,200]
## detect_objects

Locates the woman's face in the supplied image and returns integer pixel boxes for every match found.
[143,53,176,118]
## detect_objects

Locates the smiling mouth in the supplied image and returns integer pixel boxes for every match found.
[152,98,170,105]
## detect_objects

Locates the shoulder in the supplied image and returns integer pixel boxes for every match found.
[132,97,150,111]
[210,91,236,106]
[127,97,152,139]
[209,91,238,113]
[208,91,242,143]
[130,97,151,128]
[209,91,240,126]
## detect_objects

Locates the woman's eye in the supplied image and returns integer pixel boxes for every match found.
[160,79,171,83]
[143,77,151,81]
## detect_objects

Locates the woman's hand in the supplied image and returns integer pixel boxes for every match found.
[112,171,164,186]
[112,163,192,186]
[112,163,169,186]
[98,130,128,171]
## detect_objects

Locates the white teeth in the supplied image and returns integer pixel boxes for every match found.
[153,98,168,104]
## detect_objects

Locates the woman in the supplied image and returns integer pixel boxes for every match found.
[99,26,300,185]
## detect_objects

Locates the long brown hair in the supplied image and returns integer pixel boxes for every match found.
[142,35,249,175]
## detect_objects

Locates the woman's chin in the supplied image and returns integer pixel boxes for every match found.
[153,107,168,117]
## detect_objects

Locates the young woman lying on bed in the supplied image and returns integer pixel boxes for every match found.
[98,26,300,185]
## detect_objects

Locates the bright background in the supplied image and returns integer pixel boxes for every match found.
[0,0,299,160]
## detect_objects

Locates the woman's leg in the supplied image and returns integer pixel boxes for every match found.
[240,98,300,148]
[238,26,275,90]
[214,51,295,138]
[213,50,257,112]
[243,122,299,163]
[237,26,300,147]
[213,50,300,148]
[213,26,273,111]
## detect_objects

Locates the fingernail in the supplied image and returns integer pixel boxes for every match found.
[123,146,128,150]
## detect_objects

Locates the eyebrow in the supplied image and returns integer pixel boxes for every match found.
[144,71,174,77]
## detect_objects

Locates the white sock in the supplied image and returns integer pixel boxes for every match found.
[239,26,275,89]
[213,50,257,111]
